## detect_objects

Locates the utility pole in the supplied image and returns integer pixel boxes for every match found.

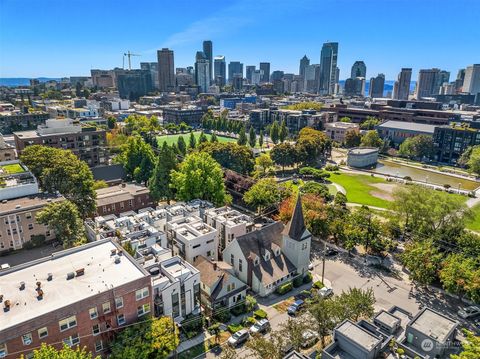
[321,241,326,284]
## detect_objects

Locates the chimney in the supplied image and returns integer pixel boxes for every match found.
[4,300,11,310]
[19,281,25,290]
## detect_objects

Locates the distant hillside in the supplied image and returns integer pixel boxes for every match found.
[0,78,61,87]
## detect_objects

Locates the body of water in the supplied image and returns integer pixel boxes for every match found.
[0,78,61,87]
[370,160,479,191]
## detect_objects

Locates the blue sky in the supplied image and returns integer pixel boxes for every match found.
[1,0,479,80]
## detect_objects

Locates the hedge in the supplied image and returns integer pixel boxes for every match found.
[243,316,256,327]
[213,308,231,323]
[227,323,244,334]
[253,309,268,319]
[293,275,304,287]
[230,303,247,316]
[276,282,293,295]
[303,272,313,283]
[312,280,324,289]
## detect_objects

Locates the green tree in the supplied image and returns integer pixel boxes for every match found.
[170,152,230,206]
[177,136,187,156]
[467,146,480,175]
[118,136,155,184]
[338,287,376,321]
[210,132,218,142]
[307,295,340,345]
[219,345,237,359]
[36,201,85,248]
[451,330,480,359]
[110,317,179,359]
[249,127,257,147]
[149,142,178,203]
[360,116,380,130]
[360,130,383,148]
[281,102,322,111]
[197,142,255,175]
[243,178,286,213]
[107,116,116,129]
[280,318,310,352]
[246,330,287,359]
[344,128,362,148]
[401,240,442,286]
[439,253,480,301]
[198,131,208,144]
[300,181,332,201]
[24,343,98,359]
[237,126,247,146]
[270,121,280,144]
[254,153,274,178]
[92,180,108,190]
[259,132,264,148]
[20,145,96,217]
[458,146,476,167]
[340,116,351,123]
[270,142,297,173]
[279,120,288,142]
[245,294,257,312]
[189,132,197,149]
[295,127,330,164]
[398,135,435,159]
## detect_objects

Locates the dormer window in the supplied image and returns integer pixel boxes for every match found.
[263,251,270,261]
[254,257,260,266]
[275,248,281,256]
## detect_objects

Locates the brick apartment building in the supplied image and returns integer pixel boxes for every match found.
[0,239,152,358]
[0,194,64,252]
[13,118,108,167]
[95,183,155,216]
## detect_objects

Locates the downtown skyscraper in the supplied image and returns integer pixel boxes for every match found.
[319,42,339,95]
[369,73,385,98]
[299,55,310,79]
[259,62,270,83]
[214,55,226,87]
[195,51,210,93]
[351,61,366,78]
[393,68,412,100]
[203,40,213,82]
[157,48,175,92]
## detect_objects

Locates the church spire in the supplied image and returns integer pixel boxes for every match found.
[283,194,307,241]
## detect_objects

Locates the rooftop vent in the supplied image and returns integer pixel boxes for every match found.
[15,204,21,209]
[37,289,44,299]
[47,273,53,281]
[0,294,3,302]
[19,281,25,290]
[66,272,75,280]
[114,256,121,264]
[110,249,117,256]
[76,268,85,277]
[1,200,6,204]
[4,299,11,310]
[36,281,41,288]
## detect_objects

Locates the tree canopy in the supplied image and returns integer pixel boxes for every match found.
[117,136,155,184]
[197,142,254,175]
[170,152,230,206]
[398,135,434,159]
[243,178,289,213]
[149,142,178,203]
[360,130,383,148]
[110,317,179,359]
[22,343,99,359]
[20,145,96,217]
[296,127,331,164]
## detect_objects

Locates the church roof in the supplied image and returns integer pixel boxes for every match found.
[282,195,307,241]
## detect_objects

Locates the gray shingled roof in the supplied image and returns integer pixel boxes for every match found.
[282,195,306,241]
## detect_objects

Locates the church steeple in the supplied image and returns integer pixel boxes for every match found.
[283,194,307,241]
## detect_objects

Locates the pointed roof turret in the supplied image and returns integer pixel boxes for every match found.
[283,194,307,241]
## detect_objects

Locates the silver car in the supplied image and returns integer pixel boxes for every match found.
[249,319,270,335]
[227,329,249,347]
[458,305,480,319]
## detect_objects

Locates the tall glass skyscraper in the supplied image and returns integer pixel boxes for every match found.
[319,42,338,95]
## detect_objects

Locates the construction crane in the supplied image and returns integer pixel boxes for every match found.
[123,51,141,70]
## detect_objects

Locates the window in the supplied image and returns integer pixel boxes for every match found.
[22,333,32,345]
[136,287,149,301]
[115,296,123,309]
[0,343,7,358]
[95,340,103,352]
[89,307,98,319]
[239,259,243,272]
[254,257,259,266]
[102,301,111,314]
[63,334,80,347]
[59,316,77,331]
[137,303,151,317]
[302,242,308,250]
[26,212,32,219]
[92,324,100,336]
[230,254,234,266]
[117,314,126,326]
[37,327,48,339]
[206,239,214,244]
[192,244,200,249]
[28,223,34,230]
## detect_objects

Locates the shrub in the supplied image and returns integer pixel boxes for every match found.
[181,314,204,338]
[213,308,231,323]
[276,282,293,295]
[303,272,313,283]
[396,348,405,355]
[253,309,268,319]
[207,323,221,335]
[245,295,257,312]
[312,280,324,289]
[243,316,256,327]
[227,323,243,334]
[230,303,247,316]
[325,164,339,171]
[293,275,304,287]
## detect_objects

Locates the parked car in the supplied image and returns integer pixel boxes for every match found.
[301,329,319,348]
[287,299,305,315]
[458,306,480,319]
[318,286,333,298]
[249,319,270,335]
[227,329,249,347]
[308,262,314,270]
[325,246,338,256]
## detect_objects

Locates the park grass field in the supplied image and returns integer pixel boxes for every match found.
[156,131,236,147]
[328,172,395,209]
[466,204,480,232]
[0,163,25,174]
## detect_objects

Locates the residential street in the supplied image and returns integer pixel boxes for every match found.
[200,240,476,359]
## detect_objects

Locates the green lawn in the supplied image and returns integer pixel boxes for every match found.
[466,204,480,232]
[0,163,25,174]
[157,131,237,147]
[328,172,393,209]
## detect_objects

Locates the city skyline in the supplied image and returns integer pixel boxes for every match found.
[1,0,479,79]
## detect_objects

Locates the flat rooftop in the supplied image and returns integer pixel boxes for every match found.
[336,320,382,351]
[375,310,401,329]
[0,194,63,216]
[348,147,379,155]
[0,240,147,332]
[409,308,457,343]
[377,120,436,133]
